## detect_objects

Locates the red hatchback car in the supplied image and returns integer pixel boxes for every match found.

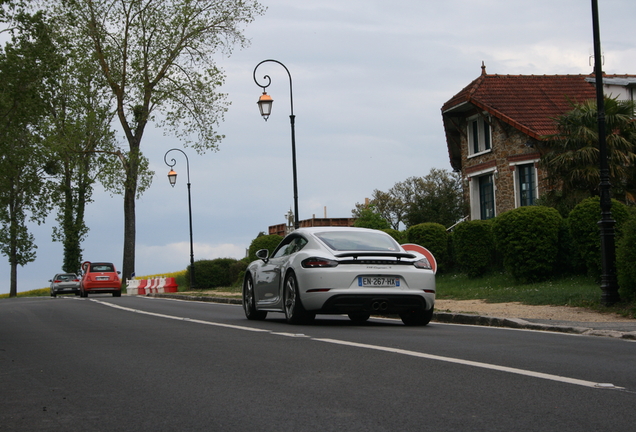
[80,261,122,297]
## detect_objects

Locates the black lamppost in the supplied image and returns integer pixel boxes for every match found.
[253,59,300,229]
[164,148,195,289]
[591,0,619,305]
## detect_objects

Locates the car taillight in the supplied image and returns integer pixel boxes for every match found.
[302,257,339,268]
[413,258,432,270]
[54,280,61,283]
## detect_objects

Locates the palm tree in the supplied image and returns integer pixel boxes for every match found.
[540,96,636,206]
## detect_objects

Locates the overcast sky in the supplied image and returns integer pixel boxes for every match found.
[3,0,636,294]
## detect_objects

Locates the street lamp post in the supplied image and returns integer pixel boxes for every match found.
[164,148,196,289]
[253,59,300,229]
[591,0,619,305]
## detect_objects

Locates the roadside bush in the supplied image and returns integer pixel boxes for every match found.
[174,271,188,291]
[555,218,584,276]
[186,258,238,289]
[617,216,636,301]
[230,260,248,287]
[452,220,494,278]
[492,206,562,283]
[247,234,283,263]
[405,222,449,272]
[568,197,630,281]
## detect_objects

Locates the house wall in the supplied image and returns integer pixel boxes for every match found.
[459,115,549,219]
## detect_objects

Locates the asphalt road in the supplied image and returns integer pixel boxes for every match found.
[1,295,635,431]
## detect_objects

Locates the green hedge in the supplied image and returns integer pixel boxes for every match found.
[617,216,636,301]
[452,220,494,278]
[492,206,562,282]
[567,197,630,281]
[405,223,449,272]
[186,258,239,289]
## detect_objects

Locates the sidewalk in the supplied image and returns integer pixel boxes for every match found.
[147,293,636,340]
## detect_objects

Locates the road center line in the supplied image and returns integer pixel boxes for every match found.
[92,299,621,390]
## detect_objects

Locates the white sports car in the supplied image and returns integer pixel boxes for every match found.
[242,227,436,325]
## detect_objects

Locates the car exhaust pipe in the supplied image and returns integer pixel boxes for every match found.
[371,301,389,311]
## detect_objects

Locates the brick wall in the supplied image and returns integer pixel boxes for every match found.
[459,117,548,218]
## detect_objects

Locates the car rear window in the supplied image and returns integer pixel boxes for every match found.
[315,231,400,252]
[90,264,114,272]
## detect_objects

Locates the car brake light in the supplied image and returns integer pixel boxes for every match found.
[302,257,339,268]
[413,258,432,270]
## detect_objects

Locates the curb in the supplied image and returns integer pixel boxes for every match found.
[147,293,636,340]
[148,293,242,304]
[433,312,636,340]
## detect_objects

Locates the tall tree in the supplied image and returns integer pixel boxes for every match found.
[354,169,465,230]
[352,189,405,230]
[540,96,636,207]
[405,169,465,228]
[0,9,61,296]
[47,0,266,281]
[42,41,118,274]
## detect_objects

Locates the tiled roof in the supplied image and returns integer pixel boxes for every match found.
[442,73,601,139]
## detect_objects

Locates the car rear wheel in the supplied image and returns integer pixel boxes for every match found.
[50,291,56,298]
[243,275,267,320]
[400,307,433,326]
[283,273,314,324]
[348,312,371,323]
[113,291,121,297]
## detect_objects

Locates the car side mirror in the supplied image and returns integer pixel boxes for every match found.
[256,249,269,261]
[117,271,121,274]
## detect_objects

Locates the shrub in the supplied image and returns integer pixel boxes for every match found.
[617,216,636,301]
[492,206,562,282]
[186,258,238,289]
[247,234,283,263]
[452,220,494,278]
[555,218,584,276]
[405,223,449,272]
[229,260,248,287]
[567,197,630,281]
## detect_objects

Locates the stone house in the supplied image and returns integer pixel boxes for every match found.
[441,64,636,220]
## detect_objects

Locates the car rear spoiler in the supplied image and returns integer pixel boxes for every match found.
[334,252,417,259]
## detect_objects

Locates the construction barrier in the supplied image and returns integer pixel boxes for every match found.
[126,277,178,295]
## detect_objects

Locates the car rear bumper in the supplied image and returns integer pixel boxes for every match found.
[83,283,121,293]
[52,287,80,294]
[318,293,430,314]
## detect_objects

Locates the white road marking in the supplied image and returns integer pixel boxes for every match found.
[92,299,622,390]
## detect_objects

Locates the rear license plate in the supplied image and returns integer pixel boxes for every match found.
[96,276,109,281]
[358,277,400,287]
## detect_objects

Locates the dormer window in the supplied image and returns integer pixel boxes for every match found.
[467,114,492,156]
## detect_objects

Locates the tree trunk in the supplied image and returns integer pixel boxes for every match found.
[122,185,136,284]
[10,260,17,297]
[121,147,140,285]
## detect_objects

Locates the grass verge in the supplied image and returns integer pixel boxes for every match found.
[437,271,636,318]
[0,288,50,299]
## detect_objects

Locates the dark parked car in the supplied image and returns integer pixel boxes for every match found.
[49,273,81,297]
